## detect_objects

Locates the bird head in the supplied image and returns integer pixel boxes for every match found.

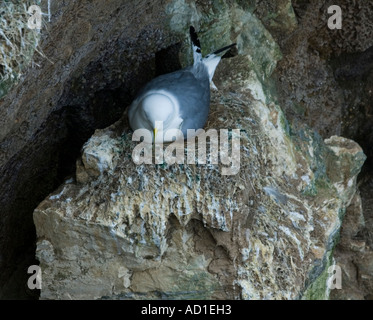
[141,92,183,143]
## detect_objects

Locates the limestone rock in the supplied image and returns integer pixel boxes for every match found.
[0,0,284,298]
[330,176,373,300]
[1,0,370,300]
[34,47,366,299]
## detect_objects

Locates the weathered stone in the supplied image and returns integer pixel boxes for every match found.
[1,0,372,300]
[330,177,373,300]
[34,45,366,298]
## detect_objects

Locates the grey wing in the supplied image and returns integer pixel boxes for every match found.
[178,84,210,136]
[137,68,210,135]
[175,71,210,135]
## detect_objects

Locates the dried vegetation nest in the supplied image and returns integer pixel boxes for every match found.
[0,0,41,98]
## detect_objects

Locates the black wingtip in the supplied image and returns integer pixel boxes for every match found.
[189,26,201,53]
[212,43,237,55]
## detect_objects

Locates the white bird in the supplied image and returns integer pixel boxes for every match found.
[128,26,236,143]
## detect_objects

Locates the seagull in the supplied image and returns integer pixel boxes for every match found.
[128,26,236,143]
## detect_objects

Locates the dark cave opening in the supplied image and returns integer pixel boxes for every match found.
[0,43,183,299]
[331,46,373,176]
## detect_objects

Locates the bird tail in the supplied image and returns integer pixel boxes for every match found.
[203,43,236,85]
[190,26,202,65]
[189,26,236,87]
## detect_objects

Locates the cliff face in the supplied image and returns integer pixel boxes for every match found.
[34,57,365,299]
[0,0,372,299]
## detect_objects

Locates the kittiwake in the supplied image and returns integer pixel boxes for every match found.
[128,26,236,143]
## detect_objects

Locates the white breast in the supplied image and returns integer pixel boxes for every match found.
[128,89,184,142]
